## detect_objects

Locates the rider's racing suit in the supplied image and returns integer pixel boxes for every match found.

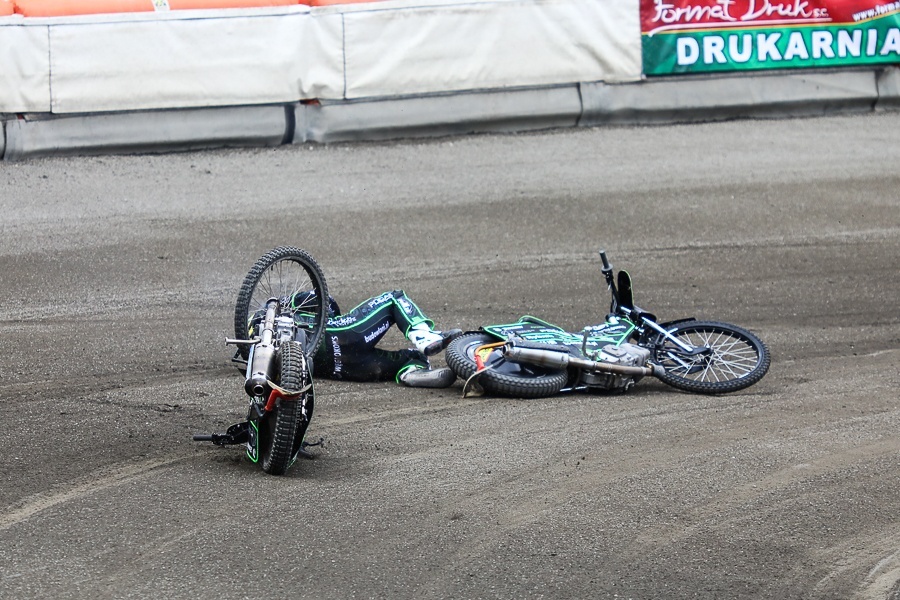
[307,290,434,383]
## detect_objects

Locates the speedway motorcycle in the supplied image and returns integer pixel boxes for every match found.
[193,246,328,475]
[446,250,770,398]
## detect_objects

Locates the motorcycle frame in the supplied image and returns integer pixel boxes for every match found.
[225,297,310,402]
[492,251,712,386]
[599,250,707,356]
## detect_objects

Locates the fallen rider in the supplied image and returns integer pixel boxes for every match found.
[254,289,462,388]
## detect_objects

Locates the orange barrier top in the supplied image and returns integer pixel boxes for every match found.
[8,0,389,17]
[308,0,380,4]
[15,0,301,17]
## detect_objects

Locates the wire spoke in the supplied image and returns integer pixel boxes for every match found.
[661,327,760,383]
[245,258,319,324]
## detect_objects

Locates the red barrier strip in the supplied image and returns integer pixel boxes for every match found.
[7,0,389,19]
[14,0,308,17]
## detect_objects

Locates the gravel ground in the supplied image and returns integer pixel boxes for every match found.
[1,113,898,600]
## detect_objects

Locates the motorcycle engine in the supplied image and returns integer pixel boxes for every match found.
[580,343,651,392]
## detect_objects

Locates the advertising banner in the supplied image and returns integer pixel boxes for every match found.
[641,0,900,75]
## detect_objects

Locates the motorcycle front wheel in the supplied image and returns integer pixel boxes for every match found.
[233,246,329,359]
[652,320,770,394]
[446,333,568,399]
[258,341,309,475]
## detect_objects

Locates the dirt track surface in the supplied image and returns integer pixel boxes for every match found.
[1,113,899,599]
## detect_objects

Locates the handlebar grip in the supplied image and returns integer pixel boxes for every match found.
[192,434,214,441]
[599,250,611,270]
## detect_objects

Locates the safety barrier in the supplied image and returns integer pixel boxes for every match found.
[3,0,894,160]
[1,0,636,115]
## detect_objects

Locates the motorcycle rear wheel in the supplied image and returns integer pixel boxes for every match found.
[446,332,568,399]
[652,321,770,394]
[233,246,328,359]
[259,341,308,475]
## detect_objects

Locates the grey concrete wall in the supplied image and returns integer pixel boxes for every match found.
[2,106,289,161]
[3,67,899,160]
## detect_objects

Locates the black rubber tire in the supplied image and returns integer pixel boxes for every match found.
[290,386,314,461]
[653,320,770,394]
[233,246,328,359]
[259,341,307,475]
[445,332,568,399]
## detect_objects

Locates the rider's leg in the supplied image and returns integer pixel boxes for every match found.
[326,290,461,357]
[397,362,457,388]
[406,323,463,357]
[383,349,456,388]
[384,290,462,356]
[317,340,456,388]
[323,345,417,382]
[331,346,453,387]
[321,292,400,351]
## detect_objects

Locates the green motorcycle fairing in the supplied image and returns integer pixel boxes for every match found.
[482,315,636,359]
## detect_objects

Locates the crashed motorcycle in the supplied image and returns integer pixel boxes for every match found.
[193,246,328,475]
[446,250,770,398]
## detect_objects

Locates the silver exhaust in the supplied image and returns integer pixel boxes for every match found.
[503,345,664,378]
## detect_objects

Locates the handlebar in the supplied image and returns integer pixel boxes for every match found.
[599,249,611,271]
[599,248,618,309]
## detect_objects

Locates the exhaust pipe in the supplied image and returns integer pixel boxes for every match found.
[503,345,664,378]
[245,342,275,397]
[244,299,279,397]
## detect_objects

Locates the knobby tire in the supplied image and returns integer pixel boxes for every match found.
[259,341,308,475]
[653,320,770,394]
[233,246,328,359]
[446,332,568,399]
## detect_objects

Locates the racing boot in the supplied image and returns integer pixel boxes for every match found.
[407,324,463,357]
[399,366,457,388]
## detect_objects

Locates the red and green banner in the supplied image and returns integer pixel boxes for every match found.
[641,0,900,75]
